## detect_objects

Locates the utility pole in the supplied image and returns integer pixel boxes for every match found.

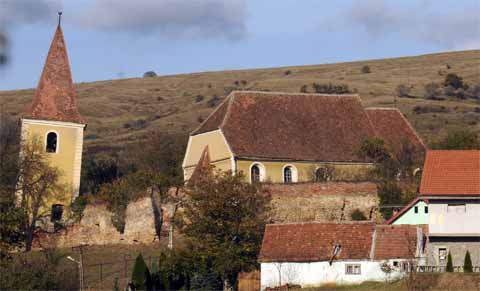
[72,244,87,291]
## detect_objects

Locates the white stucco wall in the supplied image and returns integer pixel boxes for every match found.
[429,200,480,236]
[260,260,409,290]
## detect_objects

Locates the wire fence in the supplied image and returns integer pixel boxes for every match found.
[83,255,161,290]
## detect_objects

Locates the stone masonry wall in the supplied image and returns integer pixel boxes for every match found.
[265,182,379,223]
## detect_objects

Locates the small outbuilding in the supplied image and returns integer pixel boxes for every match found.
[258,222,425,290]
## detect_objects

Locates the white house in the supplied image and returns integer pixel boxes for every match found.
[258,222,425,290]
[419,150,480,267]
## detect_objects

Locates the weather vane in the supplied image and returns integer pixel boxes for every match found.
[58,11,63,26]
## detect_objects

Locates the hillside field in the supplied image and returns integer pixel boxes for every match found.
[1,50,479,155]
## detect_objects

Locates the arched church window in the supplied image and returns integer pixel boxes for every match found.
[315,167,331,182]
[46,132,58,153]
[251,165,261,184]
[284,166,293,183]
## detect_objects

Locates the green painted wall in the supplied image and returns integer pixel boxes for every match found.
[393,200,429,225]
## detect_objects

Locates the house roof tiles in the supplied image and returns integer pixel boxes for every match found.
[258,222,419,263]
[419,150,480,196]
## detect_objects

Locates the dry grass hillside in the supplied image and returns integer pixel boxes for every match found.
[1,50,479,154]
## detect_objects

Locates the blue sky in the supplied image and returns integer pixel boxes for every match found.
[0,0,479,90]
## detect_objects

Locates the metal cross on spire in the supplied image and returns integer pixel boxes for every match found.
[58,11,63,26]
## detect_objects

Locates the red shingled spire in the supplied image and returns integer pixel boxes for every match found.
[23,17,86,124]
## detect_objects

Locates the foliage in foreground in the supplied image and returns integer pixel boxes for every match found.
[183,170,271,289]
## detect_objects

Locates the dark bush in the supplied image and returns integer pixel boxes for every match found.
[446,252,453,272]
[431,130,479,150]
[313,82,351,94]
[132,119,148,130]
[143,71,157,78]
[207,95,222,108]
[412,105,449,114]
[132,254,152,290]
[284,70,292,75]
[123,123,131,129]
[84,134,98,140]
[464,250,473,272]
[443,73,464,89]
[241,80,248,85]
[234,80,240,86]
[157,96,164,101]
[351,209,367,221]
[70,195,87,222]
[424,82,442,100]
[361,65,371,74]
[197,116,205,123]
[395,84,412,98]
[195,95,205,103]
[300,84,308,93]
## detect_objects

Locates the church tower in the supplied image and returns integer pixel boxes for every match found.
[21,15,86,217]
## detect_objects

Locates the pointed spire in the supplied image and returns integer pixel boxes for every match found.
[189,146,213,183]
[23,15,86,124]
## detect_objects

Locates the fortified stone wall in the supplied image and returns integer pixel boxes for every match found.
[34,182,380,248]
[34,197,168,249]
[265,182,379,223]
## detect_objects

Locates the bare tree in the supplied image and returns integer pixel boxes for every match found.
[17,137,65,251]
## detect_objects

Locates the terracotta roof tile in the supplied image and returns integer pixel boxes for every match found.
[258,222,375,263]
[194,91,377,162]
[259,223,420,263]
[193,92,422,163]
[365,108,426,159]
[420,150,480,196]
[374,225,418,259]
[23,24,86,124]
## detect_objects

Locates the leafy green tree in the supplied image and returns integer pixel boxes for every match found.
[131,254,151,290]
[463,250,473,273]
[432,130,479,150]
[446,252,454,272]
[183,171,270,289]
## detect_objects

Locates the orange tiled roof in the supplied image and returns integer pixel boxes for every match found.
[374,225,418,259]
[192,91,422,163]
[258,222,375,262]
[258,222,419,263]
[23,24,86,124]
[420,150,480,196]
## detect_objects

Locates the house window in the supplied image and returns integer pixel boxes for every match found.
[393,261,399,267]
[447,204,466,213]
[345,264,361,275]
[46,132,58,153]
[414,206,418,214]
[284,167,292,183]
[51,204,64,222]
[439,248,447,261]
[424,206,428,214]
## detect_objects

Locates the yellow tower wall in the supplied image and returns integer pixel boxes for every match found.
[21,118,85,207]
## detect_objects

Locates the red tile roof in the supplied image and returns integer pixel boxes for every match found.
[258,222,419,263]
[374,225,418,259]
[366,108,426,159]
[192,91,422,163]
[258,222,375,263]
[420,150,480,196]
[23,24,86,124]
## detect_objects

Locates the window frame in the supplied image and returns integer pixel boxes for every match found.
[249,162,265,184]
[50,204,64,222]
[282,164,298,183]
[345,263,361,275]
[45,130,60,154]
[414,206,418,214]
